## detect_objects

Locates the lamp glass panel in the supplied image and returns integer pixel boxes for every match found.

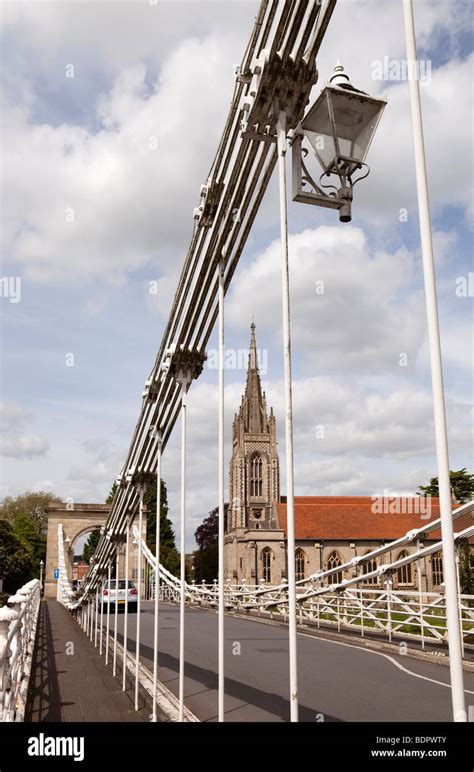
[301,92,337,171]
[328,89,384,163]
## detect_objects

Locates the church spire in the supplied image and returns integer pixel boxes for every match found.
[249,321,257,370]
[240,322,268,433]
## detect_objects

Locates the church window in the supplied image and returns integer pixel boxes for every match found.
[432,551,443,585]
[262,547,272,583]
[362,554,378,585]
[250,455,263,497]
[396,551,412,585]
[326,551,343,586]
[295,549,306,582]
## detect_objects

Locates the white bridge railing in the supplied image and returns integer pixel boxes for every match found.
[176,583,474,652]
[135,530,474,653]
[0,579,41,722]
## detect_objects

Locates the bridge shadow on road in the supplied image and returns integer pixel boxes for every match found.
[129,633,341,723]
[25,601,62,721]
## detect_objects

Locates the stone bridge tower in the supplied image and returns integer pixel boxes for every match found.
[44,503,111,598]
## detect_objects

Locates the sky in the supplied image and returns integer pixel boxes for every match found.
[1,0,472,552]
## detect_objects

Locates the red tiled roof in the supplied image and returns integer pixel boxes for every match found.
[277,497,473,541]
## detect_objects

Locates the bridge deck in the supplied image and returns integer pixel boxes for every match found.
[25,600,148,722]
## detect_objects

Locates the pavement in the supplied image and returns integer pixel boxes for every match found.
[107,600,474,722]
[25,600,148,722]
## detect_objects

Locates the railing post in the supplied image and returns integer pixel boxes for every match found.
[276,107,299,723]
[105,561,112,665]
[94,586,99,648]
[113,541,120,677]
[455,545,465,659]
[123,516,131,692]
[5,594,24,720]
[135,484,146,711]
[152,430,162,721]
[385,577,393,643]
[0,607,18,721]
[99,575,105,656]
[416,539,425,650]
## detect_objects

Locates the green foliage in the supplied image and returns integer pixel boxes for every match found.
[82,529,101,563]
[458,540,474,594]
[194,543,218,583]
[105,475,179,575]
[11,513,46,578]
[417,468,474,504]
[0,520,34,592]
[160,545,180,577]
[0,491,62,537]
[143,477,180,575]
[193,506,226,583]
[105,482,117,504]
[0,491,59,589]
[144,477,175,550]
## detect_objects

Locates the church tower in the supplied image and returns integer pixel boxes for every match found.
[225,324,284,583]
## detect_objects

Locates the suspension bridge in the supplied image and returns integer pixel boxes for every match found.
[0,0,472,729]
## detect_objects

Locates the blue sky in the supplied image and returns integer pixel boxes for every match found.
[1,0,472,550]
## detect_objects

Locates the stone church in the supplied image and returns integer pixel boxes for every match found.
[224,325,472,592]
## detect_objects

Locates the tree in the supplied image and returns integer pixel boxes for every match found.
[144,477,175,550]
[0,520,34,593]
[193,506,227,583]
[144,477,180,575]
[12,513,46,578]
[83,529,101,563]
[0,491,62,537]
[105,475,180,575]
[458,540,474,595]
[417,468,474,504]
[417,470,474,595]
[105,482,117,504]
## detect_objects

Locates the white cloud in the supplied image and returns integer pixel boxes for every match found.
[227,226,427,373]
[2,2,472,290]
[1,36,240,283]
[351,53,474,226]
[0,402,49,458]
[0,434,49,459]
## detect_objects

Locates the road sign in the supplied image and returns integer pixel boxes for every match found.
[53,568,59,580]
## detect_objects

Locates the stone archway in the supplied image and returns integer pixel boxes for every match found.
[44,503,110,598]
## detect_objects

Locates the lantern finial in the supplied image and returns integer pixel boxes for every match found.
[330,62,351,87]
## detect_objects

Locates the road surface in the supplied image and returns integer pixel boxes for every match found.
[106,601,474,722]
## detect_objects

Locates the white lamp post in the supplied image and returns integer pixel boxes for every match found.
[276,63,386,722]
[402,0,466,722]
[167,344,206,722]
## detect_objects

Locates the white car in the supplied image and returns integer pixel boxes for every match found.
[101,580,138,612]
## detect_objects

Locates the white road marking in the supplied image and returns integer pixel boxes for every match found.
[298,631,474,694]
